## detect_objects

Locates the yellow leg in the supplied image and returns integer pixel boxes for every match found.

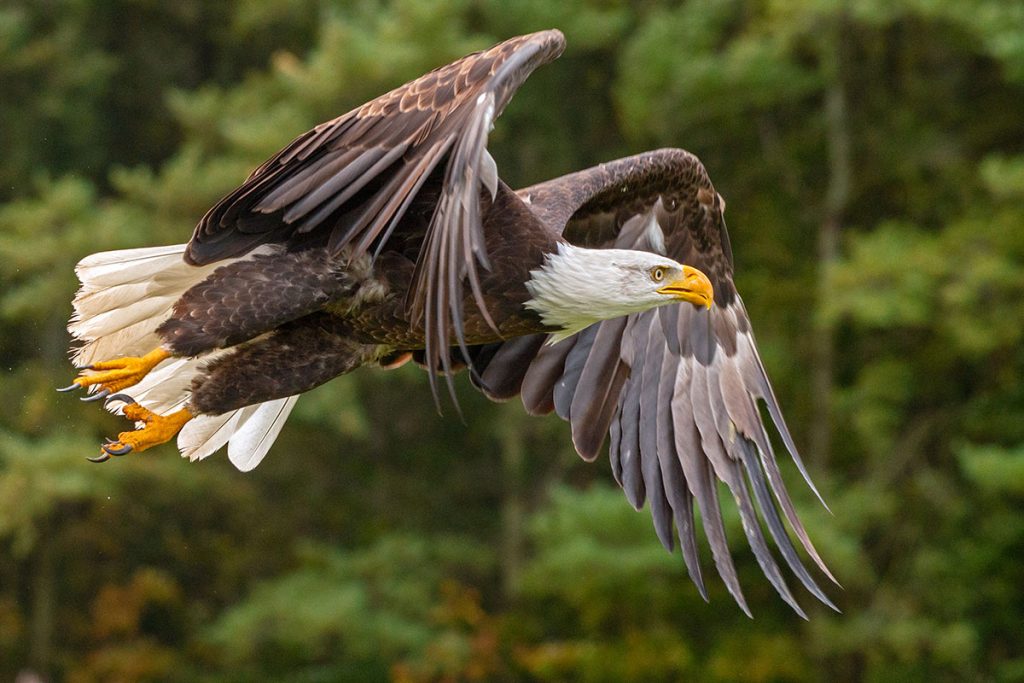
[90,401,192,462]
[59,347,171,400]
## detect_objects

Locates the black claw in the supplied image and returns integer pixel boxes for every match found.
[103,393,135,408]
[102,442,133,456]
[87,453,111,463]
[57,383,80,393]
[81,388,111,403]
[103,436,116,444]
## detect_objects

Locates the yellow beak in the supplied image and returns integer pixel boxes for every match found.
[657,265,714,309]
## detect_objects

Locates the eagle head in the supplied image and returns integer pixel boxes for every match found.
[524,243,713,343]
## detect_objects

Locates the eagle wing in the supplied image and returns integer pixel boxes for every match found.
[185,30,565,397]
[473,149,838,616]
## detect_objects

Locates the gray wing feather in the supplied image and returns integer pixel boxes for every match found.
[692,356,805,618]
[569,316,630,461]
[471,149,837,614]
[520,335,575,416]
[672,368,750,616]
[654,341,706,599]
[637,312,674,551]
[553,326,597,419]
[615,339,645,510]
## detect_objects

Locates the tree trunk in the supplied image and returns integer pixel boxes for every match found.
[811,22,852,466]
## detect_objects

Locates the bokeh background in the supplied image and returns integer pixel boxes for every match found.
[2,1,1024,680]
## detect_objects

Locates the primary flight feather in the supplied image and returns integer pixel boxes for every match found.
[62,30,837,616]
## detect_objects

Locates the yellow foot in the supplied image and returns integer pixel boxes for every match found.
[89,397,192,463]
[59,347,171,401]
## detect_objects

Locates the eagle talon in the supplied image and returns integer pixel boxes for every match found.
[87,453,111,463]
[103,442,133,456]
[104,393,136,409]
[57,383,79,393]
[93,405,193,460]
[63,348,172,397]
[81,389,111,403]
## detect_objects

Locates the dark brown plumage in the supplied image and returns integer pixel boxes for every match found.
[65,30,837,616]
[186,31,567,399]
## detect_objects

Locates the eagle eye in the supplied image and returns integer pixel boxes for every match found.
[650,266,666,283]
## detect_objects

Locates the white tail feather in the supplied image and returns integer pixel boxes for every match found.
[177,396,298,470]
[75,316,171,368]
[227,396,300,472]
[75,244,191,287]
[75,281,162,316]
[70,243,295,469]
[179,409,248,462]
[69,244,216,367]
[122,353,226,415]
[71,293,181,340]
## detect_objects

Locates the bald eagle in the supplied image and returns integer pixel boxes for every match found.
[62,30,837,615]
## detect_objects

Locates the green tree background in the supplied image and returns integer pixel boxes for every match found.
[2,0,1023,680]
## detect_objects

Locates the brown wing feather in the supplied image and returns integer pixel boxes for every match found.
[184,31,564,402]
[475,148,837,614]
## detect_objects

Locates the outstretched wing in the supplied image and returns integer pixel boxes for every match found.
[472,149,838,616]
[185,30,566,398]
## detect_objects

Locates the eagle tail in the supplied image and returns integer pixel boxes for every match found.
[69,244,220,367]
[178,395,298,471]
[68,244,298,470]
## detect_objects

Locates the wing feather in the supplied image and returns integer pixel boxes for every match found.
[471,334,547,401]
[185,30,565,404]
[735,437,838,609]
[653,340,706,599]
[673,371,750,616]
[569,316,629,461]
[473,148,837,614]
[256,147,364,211]
[693,354,805,617]
[637,312,674,551]
[553,325,597,420]
[615,341,645,511]
[521,334,574,416]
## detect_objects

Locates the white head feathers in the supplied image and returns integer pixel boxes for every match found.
[525,243,707,343]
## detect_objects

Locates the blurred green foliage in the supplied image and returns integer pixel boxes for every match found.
[2,0,1023,680]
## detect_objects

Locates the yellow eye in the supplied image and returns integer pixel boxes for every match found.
[651,267,665,282]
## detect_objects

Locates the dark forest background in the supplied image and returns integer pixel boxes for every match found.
[2,1,1023,680]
